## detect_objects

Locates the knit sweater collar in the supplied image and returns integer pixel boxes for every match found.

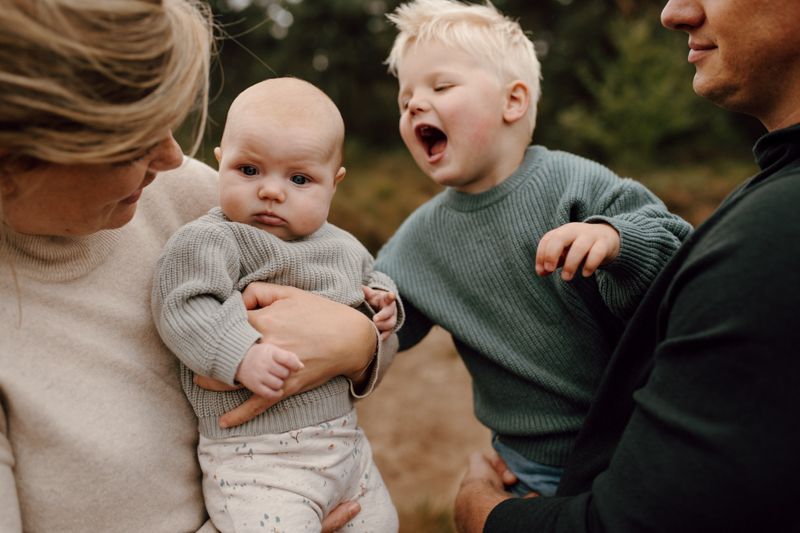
[440,145,542,212]
[1,224,121,282]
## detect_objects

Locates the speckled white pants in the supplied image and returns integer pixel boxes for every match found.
[198,409,398,533]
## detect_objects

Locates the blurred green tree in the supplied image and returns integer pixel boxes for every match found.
[202,0,757,169]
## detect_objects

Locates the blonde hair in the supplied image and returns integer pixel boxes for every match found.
[0,0,213,166]
[386,0,541,133]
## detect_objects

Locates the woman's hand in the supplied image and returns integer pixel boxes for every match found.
[198,283,379,428]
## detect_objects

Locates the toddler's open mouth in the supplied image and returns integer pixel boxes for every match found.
[416,124,447,158]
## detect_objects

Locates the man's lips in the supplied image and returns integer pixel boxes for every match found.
[254,212,286,226]
[688,40,716,63]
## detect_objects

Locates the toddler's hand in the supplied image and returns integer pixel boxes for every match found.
[535,222,620,281]
[362,286,398,341]
[235,342,304,399]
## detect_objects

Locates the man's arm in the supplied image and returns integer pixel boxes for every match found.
[480,178,800,532]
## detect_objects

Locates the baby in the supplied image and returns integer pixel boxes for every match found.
[152,77,400,532]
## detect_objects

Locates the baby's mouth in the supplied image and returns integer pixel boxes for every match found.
[416,125,447,158]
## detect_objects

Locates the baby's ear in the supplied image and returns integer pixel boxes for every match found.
[503,80,530,124]
[334,166,346,187]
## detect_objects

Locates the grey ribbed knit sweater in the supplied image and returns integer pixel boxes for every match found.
[375,145,692,466]
[152,207,400,439]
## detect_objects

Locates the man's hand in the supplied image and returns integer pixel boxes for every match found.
[363,286,398,340]
[454,452,517,533]
[535,222,620,281]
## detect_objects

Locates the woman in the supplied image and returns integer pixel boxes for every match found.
[0,1,385,531]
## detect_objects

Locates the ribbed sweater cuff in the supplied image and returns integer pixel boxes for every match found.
[350,325,398,399]
[210,317,261,386]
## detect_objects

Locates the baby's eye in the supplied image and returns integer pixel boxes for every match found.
[434,84,452,92]
[290,174,309,185]
[239,165,258,176]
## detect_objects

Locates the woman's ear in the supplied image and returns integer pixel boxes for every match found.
[503,80,530,124]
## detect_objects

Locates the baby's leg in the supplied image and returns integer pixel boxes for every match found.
[335,413,398,533]
[340,457,398,533]
[197,410,397,533]
[199,436,325,532]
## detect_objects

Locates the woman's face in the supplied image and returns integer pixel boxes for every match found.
[0,133,183,237]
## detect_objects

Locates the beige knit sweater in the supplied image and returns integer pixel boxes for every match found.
[0,158,394,532]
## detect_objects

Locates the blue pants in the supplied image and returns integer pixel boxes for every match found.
[492,436,564,497]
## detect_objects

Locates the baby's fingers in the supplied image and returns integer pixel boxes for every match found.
[362,285,382,307]
[272,348,304,372]
[373,303,396,322]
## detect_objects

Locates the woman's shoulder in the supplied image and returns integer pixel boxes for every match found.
[139,156,219,235]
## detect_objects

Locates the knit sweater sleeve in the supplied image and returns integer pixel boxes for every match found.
[151,218,261,386]
[0,406,22,533]
[577,174,692,319]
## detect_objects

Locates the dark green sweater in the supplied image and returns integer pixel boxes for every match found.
[376,146,691,466]
[486,125,800,531]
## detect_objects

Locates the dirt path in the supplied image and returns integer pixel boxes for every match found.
[356,327,490,532]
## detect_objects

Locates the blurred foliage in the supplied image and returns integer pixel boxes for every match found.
[198,0,761,255]
[202,0,762,169]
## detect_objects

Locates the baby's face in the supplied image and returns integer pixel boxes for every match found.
[216,116,344,241]
[396,40,510,193]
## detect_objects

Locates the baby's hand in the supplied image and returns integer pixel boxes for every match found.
[362,286,398,341]
[535,222,620,281]
[235,342,304,399]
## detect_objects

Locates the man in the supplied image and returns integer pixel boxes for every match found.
[454,0,800,531]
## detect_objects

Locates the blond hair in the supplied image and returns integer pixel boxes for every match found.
[0,0,213,166]
[386,0,541,133]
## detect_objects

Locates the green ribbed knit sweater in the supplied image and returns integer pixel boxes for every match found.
[375,145,692,465]
[152,207,399,439]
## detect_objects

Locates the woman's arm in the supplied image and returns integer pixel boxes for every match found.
[207,283,395,428]
[0,407,22,532]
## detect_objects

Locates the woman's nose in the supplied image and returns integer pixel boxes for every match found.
[148,133,183,172]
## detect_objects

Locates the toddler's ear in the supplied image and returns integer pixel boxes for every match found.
[503,80,530,124]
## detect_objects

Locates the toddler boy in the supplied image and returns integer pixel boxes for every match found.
[373,0,692,497]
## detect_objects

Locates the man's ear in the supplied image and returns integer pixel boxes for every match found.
[503,80,530,124]
[333,166,346,188]
[213,147,222,163]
